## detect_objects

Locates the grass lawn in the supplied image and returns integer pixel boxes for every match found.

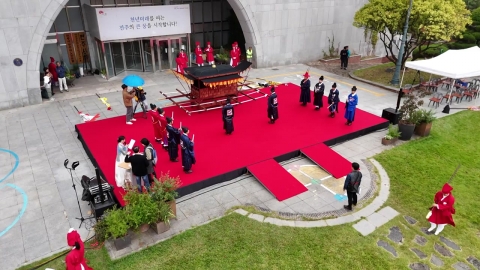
[20,111,480,270]
[353,62,441,87]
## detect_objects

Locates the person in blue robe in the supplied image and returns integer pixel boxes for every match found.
[299,72,311,106]
[180,127,196,173]
[328,83,340,118]
[344,86,358,125]
[222,98,234,134]
[166,117,181,162]
[268,87,279,124]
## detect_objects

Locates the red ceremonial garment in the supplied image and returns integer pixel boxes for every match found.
[179,52,188,69]
[428,183,455,226]
[148,110,163,140]
[205,42,214,62]
[176,57,184,73]
[230,48,240,67]
[66,229,92,270]
[158,114,168,139]
[195,42,204,65]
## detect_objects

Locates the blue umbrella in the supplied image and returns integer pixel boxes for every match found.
[122,75,145,87]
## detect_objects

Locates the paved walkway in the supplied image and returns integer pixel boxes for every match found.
[0,64,478,269]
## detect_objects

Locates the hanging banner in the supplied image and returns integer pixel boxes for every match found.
[73,32,89,63]
[86,4,191,41]
[64,33,78,64]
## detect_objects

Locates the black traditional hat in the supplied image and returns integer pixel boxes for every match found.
[332,83,337,88]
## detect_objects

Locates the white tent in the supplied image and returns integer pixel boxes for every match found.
[405,46,480,79]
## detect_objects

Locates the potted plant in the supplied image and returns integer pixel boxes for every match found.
[65,70,76,86]
[398,88,427,140]
[151,201,174,234]
[100,69,107,79]
[382,124,401,145]
[124,188,159,233]
[413,109,436,137]
[151,173,180,217]
[215,46,229,65]
[104,207,131,250]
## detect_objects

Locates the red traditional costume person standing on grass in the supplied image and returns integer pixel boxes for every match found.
[427,183,456,235]
[230,42,241,67]
[195,42,204,66]
[205,41,214,65]
[65,228,92,270]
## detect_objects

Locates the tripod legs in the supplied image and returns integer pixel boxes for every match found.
[68,168,94,229]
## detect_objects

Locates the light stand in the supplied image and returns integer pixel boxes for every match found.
[391,0,414,85]
[64,159,94,229]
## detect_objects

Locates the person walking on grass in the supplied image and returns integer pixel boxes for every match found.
[343,162,362,211]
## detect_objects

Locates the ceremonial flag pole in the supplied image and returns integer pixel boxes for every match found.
[192,134,195,142]
[96,93,111,110]
[172,111,174,119]
[180,122,182,129]
[74,106,100,123]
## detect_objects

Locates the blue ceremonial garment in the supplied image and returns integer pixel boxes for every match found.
[166,124,181,161]
[180,134,196,171]
[344,93,358,122]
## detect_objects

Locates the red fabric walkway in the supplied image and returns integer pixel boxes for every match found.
[301,144,352,179]
[247,159,308,201]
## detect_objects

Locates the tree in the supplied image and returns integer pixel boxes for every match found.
[464,0,480,10]
[472,7,480,24]
[354,0,471,68]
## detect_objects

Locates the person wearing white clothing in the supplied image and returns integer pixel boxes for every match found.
[115,135,132,187]
[55,61,69,92]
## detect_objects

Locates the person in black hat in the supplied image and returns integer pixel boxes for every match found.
[299,72,311,106]
[166,117,181,162]
[327,83,340,117]
[313,76,325,110]
[180,127,196,173]
[268,87,279,124]
[222,97,234,134]
[345,86,358,125]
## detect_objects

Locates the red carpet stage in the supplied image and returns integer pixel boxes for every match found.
[76,83,388,206]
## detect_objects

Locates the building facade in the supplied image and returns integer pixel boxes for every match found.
[0,0,377,111]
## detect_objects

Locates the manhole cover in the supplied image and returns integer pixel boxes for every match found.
[272,68,279,70]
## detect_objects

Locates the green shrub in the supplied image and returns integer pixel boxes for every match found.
[472,32,480,42]
[472,7,480,24]
[447,43,478,49]
[412,44,448,59]
[460,33,477,44]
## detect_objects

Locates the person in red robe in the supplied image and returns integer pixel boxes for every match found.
[149,104,163,144]
[176,54,184,74]
[205,42,214,65]
[65,228,92,270]
[179,49,188,69]
[230,42,240,67]
[427,183,455,235]
[195,42,204,66]
[158,107,168,148]
[48,57,58,84]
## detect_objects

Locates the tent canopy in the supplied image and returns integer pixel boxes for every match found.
[405,46,480,79]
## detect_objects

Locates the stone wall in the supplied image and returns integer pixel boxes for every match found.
[0,0,383,111]
[230,0,384,68]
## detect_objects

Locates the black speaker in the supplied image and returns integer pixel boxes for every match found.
[381,108,401,125]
